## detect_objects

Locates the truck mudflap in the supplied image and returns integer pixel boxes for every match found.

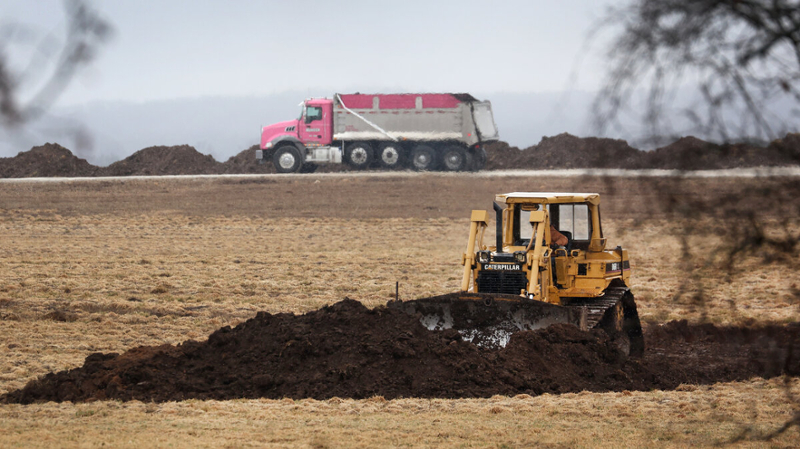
[388,292,586,348]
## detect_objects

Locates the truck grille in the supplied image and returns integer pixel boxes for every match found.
[477,270,528,295]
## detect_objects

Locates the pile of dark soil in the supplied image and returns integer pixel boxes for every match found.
[486,134,642,170]
[0,143,99,178]
[102,145,222,176]
[643,136,799,170]
[3,299,798,404]
[485,133,800,171]
[220,145,273,174]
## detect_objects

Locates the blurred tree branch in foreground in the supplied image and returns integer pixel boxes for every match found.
[597,1,800,442]
[594,0,800,144]
[0,0,111,128]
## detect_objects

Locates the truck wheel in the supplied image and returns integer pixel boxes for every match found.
[377,142,405,169]
[345,142,374,169]
[272,145,303,173]
[410,144,438,171]
[442,146,467,171]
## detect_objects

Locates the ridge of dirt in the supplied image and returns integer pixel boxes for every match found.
[2,299,798,404]
[219,145,273,174]
[1,133,798,178]
[484,132,800,170]
[102,145,222,176]
[0,143,99,178]
[485,134,642,170]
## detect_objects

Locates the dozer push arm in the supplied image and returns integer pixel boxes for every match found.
[526,210,548,300]
[461,210,489,292]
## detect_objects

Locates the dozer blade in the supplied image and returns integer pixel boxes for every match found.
[388,292,587,348]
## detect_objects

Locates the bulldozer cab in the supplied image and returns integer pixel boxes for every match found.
[500,193,603,252]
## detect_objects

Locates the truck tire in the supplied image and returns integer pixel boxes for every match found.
[273,145,303,173]
[410,144,438,171]
[442,145,468,171]
[345,142,374,170]
[377,142,405,169]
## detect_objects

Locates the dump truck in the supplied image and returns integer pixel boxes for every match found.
[256,93,499,173]
[390,192,644,356]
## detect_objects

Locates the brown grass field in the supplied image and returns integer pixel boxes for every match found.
[1,173,799,447]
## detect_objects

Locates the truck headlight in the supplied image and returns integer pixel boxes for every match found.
[514,251,526,263]
[265,142,274,149]
[477,251,490,264]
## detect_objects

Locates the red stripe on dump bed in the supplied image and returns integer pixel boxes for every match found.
[338,93,463,110]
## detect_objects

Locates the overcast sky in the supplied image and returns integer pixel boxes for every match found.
[2,0,614,105]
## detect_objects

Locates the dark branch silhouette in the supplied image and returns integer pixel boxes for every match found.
[594,0,800,144]
[596,1,800,443]
[0,0,111,128]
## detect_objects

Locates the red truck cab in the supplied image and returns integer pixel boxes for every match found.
[260,99,334,150]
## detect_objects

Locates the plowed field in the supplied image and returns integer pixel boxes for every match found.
[1,173,798,447]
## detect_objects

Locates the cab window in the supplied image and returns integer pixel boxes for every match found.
[512,204,547,246]
[554,203,591,241]
[305,106,322,123]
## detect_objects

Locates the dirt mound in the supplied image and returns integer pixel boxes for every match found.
[220,145,274,174]
[102,145,222,176]
[0,143,99,178]
[485,133,799,171]
[486,134,643,170]
[645,136,799,170]
[3,299,798,404]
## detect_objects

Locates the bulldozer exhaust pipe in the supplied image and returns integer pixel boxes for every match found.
[493,202,503,251]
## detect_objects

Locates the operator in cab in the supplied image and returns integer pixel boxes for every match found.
[550,225,568,248]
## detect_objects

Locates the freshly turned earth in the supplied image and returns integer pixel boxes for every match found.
[2,299,798,404]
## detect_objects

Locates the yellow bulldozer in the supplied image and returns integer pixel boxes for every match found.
[391,192,644,356]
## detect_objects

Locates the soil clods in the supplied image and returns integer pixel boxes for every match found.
[2,299,798,404]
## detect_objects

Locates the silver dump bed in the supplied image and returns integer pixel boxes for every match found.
[332,93,499,146]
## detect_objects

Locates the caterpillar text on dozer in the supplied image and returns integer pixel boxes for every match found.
[390,192,644,356]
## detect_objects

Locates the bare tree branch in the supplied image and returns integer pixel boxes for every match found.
[594,0,800,143]
[0,0,111,128]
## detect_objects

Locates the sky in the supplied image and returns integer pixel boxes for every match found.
[2,0,613,104]
[0,0,626,164]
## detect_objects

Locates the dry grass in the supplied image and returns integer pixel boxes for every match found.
[1,175,798,446]
[0,379,797,448]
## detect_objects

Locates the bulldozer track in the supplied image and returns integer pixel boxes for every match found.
[567,286,630,330]
[563,285,644,357]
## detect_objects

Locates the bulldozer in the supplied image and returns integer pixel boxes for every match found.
[390,192,644,356]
